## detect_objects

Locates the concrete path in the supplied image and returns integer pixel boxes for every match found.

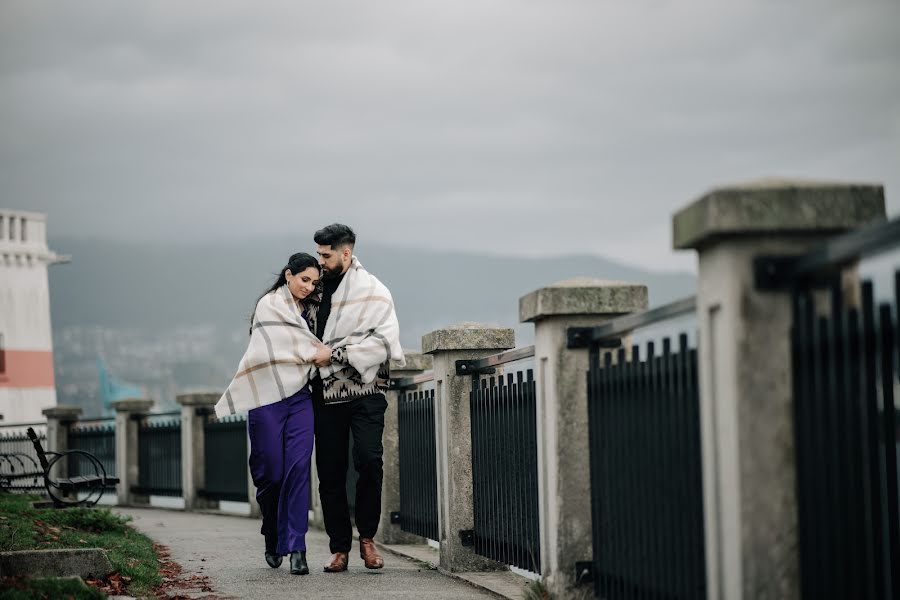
[115,507,496,599]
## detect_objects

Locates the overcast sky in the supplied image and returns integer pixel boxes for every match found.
[2,0,898,271]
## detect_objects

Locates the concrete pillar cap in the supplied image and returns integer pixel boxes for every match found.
[520,277,649,323]
[111,398,154,413]
[42,406,83,421]
[673,178,886,250]
[390,350,431,373]
[176,392,220,407]
[422,322,515,354]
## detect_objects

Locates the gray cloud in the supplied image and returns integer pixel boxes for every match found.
[2,0,898,271]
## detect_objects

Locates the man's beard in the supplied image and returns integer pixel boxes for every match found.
[322,264,342,279]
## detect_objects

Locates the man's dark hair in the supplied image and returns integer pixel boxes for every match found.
[314,223,356,249]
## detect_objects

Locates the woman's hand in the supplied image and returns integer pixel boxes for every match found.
[312,341,332,367]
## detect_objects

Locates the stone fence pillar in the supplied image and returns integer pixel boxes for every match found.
[520,277,648,598]
[673,179,885,599]
[176,392,219,510]
[112,398,153,506]
[378,350,433,545]
[42,405,83,479]
[423,322,515,573]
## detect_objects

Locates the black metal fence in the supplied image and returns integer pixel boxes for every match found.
[791,275,899,599]
[586,332,706,599]
[0,425,45,491]
[68,421,116,486]
[470,367,541,573]
[202,414,248,502]
[135,414,182,497]
[398,385,439,540]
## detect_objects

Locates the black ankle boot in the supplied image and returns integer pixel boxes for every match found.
[290,551,309,575]
[264,533,282,568]
[265,551,283,569]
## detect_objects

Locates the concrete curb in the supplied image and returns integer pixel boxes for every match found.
[0,548,114,579]
[375,541,531,600]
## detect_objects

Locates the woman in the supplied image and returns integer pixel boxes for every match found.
[215,252,330,576]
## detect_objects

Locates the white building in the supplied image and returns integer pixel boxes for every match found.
[0,209,68,423]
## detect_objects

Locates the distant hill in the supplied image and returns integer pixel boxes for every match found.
[47,235,696,349]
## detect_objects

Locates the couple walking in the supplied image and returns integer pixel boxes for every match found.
[215,223,404,576]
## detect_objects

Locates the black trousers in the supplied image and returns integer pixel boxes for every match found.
[313,393,387,553]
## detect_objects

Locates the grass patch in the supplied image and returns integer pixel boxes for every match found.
[0,576,104,600]
[523,579,555,600]
[411,558,436,570]
[0,493,161,598]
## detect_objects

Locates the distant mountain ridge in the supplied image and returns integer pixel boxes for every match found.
[47,235,697,349]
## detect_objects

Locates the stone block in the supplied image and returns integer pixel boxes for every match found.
[422,323,514,354]
[41,406,82,422]
[111,398,153,413]
[0,548,114,579]
[673,178,885,250]
[519,277,648,323]
[175,392,219,407]
[391,350,431,373]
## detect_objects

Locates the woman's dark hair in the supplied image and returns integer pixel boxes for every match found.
[250,252,321,334]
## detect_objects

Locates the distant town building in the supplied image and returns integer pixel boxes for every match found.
[0,209,68,423]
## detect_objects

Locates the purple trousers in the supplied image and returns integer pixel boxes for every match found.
[248,386,314,555]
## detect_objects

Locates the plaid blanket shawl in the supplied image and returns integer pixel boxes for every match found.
[215,285,320,417]
[318,256,405,402]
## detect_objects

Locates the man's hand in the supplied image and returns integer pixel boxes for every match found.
[312,341,332,367]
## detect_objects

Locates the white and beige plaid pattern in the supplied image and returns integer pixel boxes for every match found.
[318,256,405,400]
[215,285,320,417]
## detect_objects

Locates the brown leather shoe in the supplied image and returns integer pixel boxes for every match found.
[323,552,349,572]
[359,538,384,569]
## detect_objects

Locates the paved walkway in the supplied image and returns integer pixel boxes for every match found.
[115,507,497,599]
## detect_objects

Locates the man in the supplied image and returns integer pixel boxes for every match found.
[310,223,404,573]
